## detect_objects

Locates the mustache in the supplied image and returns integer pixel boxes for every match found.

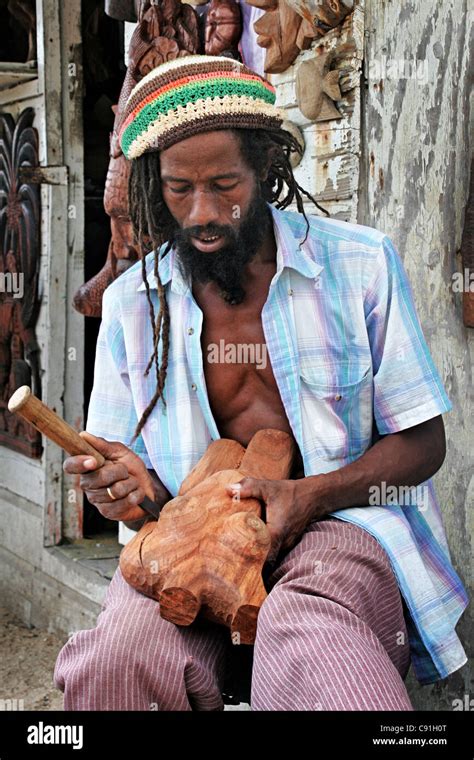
[177,224,236,242]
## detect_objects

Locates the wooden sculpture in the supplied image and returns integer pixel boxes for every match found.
[296,49,342,121]
[284,0,353,37]
[247,0,315,74]
[295,40,357,122]
[74,0,199,317]
[205,0,242,57]
[120,429,296,644]
[0,108,42,457]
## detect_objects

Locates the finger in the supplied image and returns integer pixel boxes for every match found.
[226,477,268,501]
[93,494,148,523]
[79,431,128,460]
[79,462,129,491]
[86,477,140,504]
[63,455,102,475]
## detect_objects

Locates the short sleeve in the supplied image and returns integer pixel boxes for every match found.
[86,285,153,469]
[365,235,452,435]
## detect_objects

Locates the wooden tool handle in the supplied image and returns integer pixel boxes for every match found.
[8,386,106,465]
[8,386,161,518]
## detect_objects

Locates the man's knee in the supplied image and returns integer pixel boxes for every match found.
[54,610,192,710]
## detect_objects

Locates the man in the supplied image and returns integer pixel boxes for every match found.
[54,55,468,711]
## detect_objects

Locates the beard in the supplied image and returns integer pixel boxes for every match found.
[172,191,272,304]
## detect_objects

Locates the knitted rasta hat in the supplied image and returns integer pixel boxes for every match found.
[118,55,285,160]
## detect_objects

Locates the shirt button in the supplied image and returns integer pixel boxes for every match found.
[288,288,294,296]
[191,383,197,391]
[187,327,194,335]
[334,393,342,401]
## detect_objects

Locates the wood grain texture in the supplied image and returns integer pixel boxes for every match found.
[7,386,106,466]
[120,429,296,643]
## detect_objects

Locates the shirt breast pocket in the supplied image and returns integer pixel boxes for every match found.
[299,362,374,462]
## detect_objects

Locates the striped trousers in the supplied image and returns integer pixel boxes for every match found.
[53,517,413,711]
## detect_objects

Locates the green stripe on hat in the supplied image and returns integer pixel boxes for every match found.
[121,76,276,157]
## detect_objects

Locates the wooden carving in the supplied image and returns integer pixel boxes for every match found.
[284,0,353,37]
[296,49,343,121]
[247,0,315,73]
[246,0,353,74]
[0,107,42,457]
[120,429,296,644]
[296,41,356,122]
[74,0,199,317]
[6,0,37,63]
[73,125,140,316]
[205,0,242,57]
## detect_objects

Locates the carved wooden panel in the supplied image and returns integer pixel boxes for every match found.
[0,107,42,457]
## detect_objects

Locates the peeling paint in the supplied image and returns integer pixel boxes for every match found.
[362,0,472,710]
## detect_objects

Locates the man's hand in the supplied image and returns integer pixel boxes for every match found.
[63,432,158,523]
[224,417,447,564]
[226,478,325,563]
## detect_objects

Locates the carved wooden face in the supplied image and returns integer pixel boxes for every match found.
[285,0,353,35]
[205,0,242,56]
[109,216,139,265]
[247,0,312,73]
[251,0,297,72]
[137,38,185,74]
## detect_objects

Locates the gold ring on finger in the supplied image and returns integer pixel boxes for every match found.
[106,486,117,501]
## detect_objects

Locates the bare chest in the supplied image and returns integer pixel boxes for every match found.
[192,272,304,475]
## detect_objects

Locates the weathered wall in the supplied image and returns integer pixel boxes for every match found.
[272,0,472,711]
[0,0,100,633]
[359,0,472,709]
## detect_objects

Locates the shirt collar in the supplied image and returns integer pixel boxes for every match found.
[136,202,323,294]
[269,203,324,280]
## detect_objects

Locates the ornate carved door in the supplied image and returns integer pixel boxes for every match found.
[0,0,84,545]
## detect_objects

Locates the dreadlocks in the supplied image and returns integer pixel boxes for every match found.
[127,126,328,446]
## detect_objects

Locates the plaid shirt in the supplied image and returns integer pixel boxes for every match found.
[86,203,468,684]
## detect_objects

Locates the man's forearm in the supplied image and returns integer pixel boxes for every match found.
[299,416,446,516]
